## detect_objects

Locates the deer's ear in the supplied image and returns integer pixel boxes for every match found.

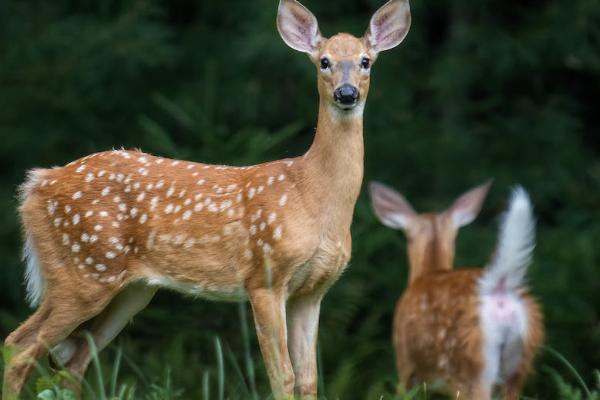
[277,0,322,56]
[447,180,492,228]
[369,181,416,230]
[365,0,411,54]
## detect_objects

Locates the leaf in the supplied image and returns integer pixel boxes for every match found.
[36,389,56,400]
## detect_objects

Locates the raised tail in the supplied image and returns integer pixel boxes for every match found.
[480,187,536,294]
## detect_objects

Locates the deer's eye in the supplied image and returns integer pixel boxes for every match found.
[320,57,331,70]
[361,57,370,69]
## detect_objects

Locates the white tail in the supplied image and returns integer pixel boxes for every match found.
[480,187,535,295]
[371,183,543,399]
[23,234,43,308]
[3,1,411,398]
[19,169,47,308]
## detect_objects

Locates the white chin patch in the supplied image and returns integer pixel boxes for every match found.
[329,102,364,119]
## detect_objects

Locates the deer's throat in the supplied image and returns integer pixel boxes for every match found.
[301,102,365,225]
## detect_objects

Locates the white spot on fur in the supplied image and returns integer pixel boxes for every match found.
[273,225,283,240]
[47,201,57,215]
[279,194,288,206]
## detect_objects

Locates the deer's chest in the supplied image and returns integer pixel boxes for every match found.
[288,231,352,297]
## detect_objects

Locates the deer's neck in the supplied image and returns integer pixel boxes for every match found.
[301,102,365,231]
[408,237,454,284]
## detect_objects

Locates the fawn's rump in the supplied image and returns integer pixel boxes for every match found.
[395,269,536,392]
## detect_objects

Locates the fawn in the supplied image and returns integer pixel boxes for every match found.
[2,0,411,398]
[369,182,543,399]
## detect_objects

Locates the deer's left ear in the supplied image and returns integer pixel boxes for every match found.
[365,0,411,54]
[277,0,322,57]
[447,180,493,228]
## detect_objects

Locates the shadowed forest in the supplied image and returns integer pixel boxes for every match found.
[0,0,598,398]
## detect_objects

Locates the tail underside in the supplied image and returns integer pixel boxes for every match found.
[480,187,536,294]
[19,168,49,308]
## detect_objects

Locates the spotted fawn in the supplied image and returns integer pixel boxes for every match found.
[2,1,412,398]
[369,182,543,399]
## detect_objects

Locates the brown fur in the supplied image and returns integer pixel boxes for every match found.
[370,183,544,399]
[2,0,412,398]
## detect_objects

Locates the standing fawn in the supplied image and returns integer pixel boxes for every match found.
[2,0,411,398]
[369,182,544,399]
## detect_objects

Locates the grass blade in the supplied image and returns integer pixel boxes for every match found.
[239,302,258,400]
[544,345,591,397]
[202,370,210,400]
[110,347,122,397]
[215,336,225,400]
[86,332,107,400]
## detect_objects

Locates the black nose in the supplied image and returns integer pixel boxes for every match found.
[334,84,359,105]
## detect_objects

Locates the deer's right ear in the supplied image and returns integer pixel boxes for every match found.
[277,0,322,56]
[369,181,416,230]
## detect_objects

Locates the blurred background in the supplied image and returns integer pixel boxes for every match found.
[0,0,598,398]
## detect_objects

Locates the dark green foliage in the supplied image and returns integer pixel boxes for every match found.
[0,0,598,398]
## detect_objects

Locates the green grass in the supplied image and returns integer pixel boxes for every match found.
[1,305,598,400]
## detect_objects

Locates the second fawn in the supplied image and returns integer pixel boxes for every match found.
[2,0,411,399]
[369,182,544,399]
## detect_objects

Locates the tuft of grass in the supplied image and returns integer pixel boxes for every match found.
[1,316,598,400]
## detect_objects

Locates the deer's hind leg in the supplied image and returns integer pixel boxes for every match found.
[2,282,119,399]
[53,283,157,385]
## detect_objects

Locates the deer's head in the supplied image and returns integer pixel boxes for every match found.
[277,0,411,115]
[369,181,492,279]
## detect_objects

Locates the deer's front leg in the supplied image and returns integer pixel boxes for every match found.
[287,294,322,399]
[248,288,294,400]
